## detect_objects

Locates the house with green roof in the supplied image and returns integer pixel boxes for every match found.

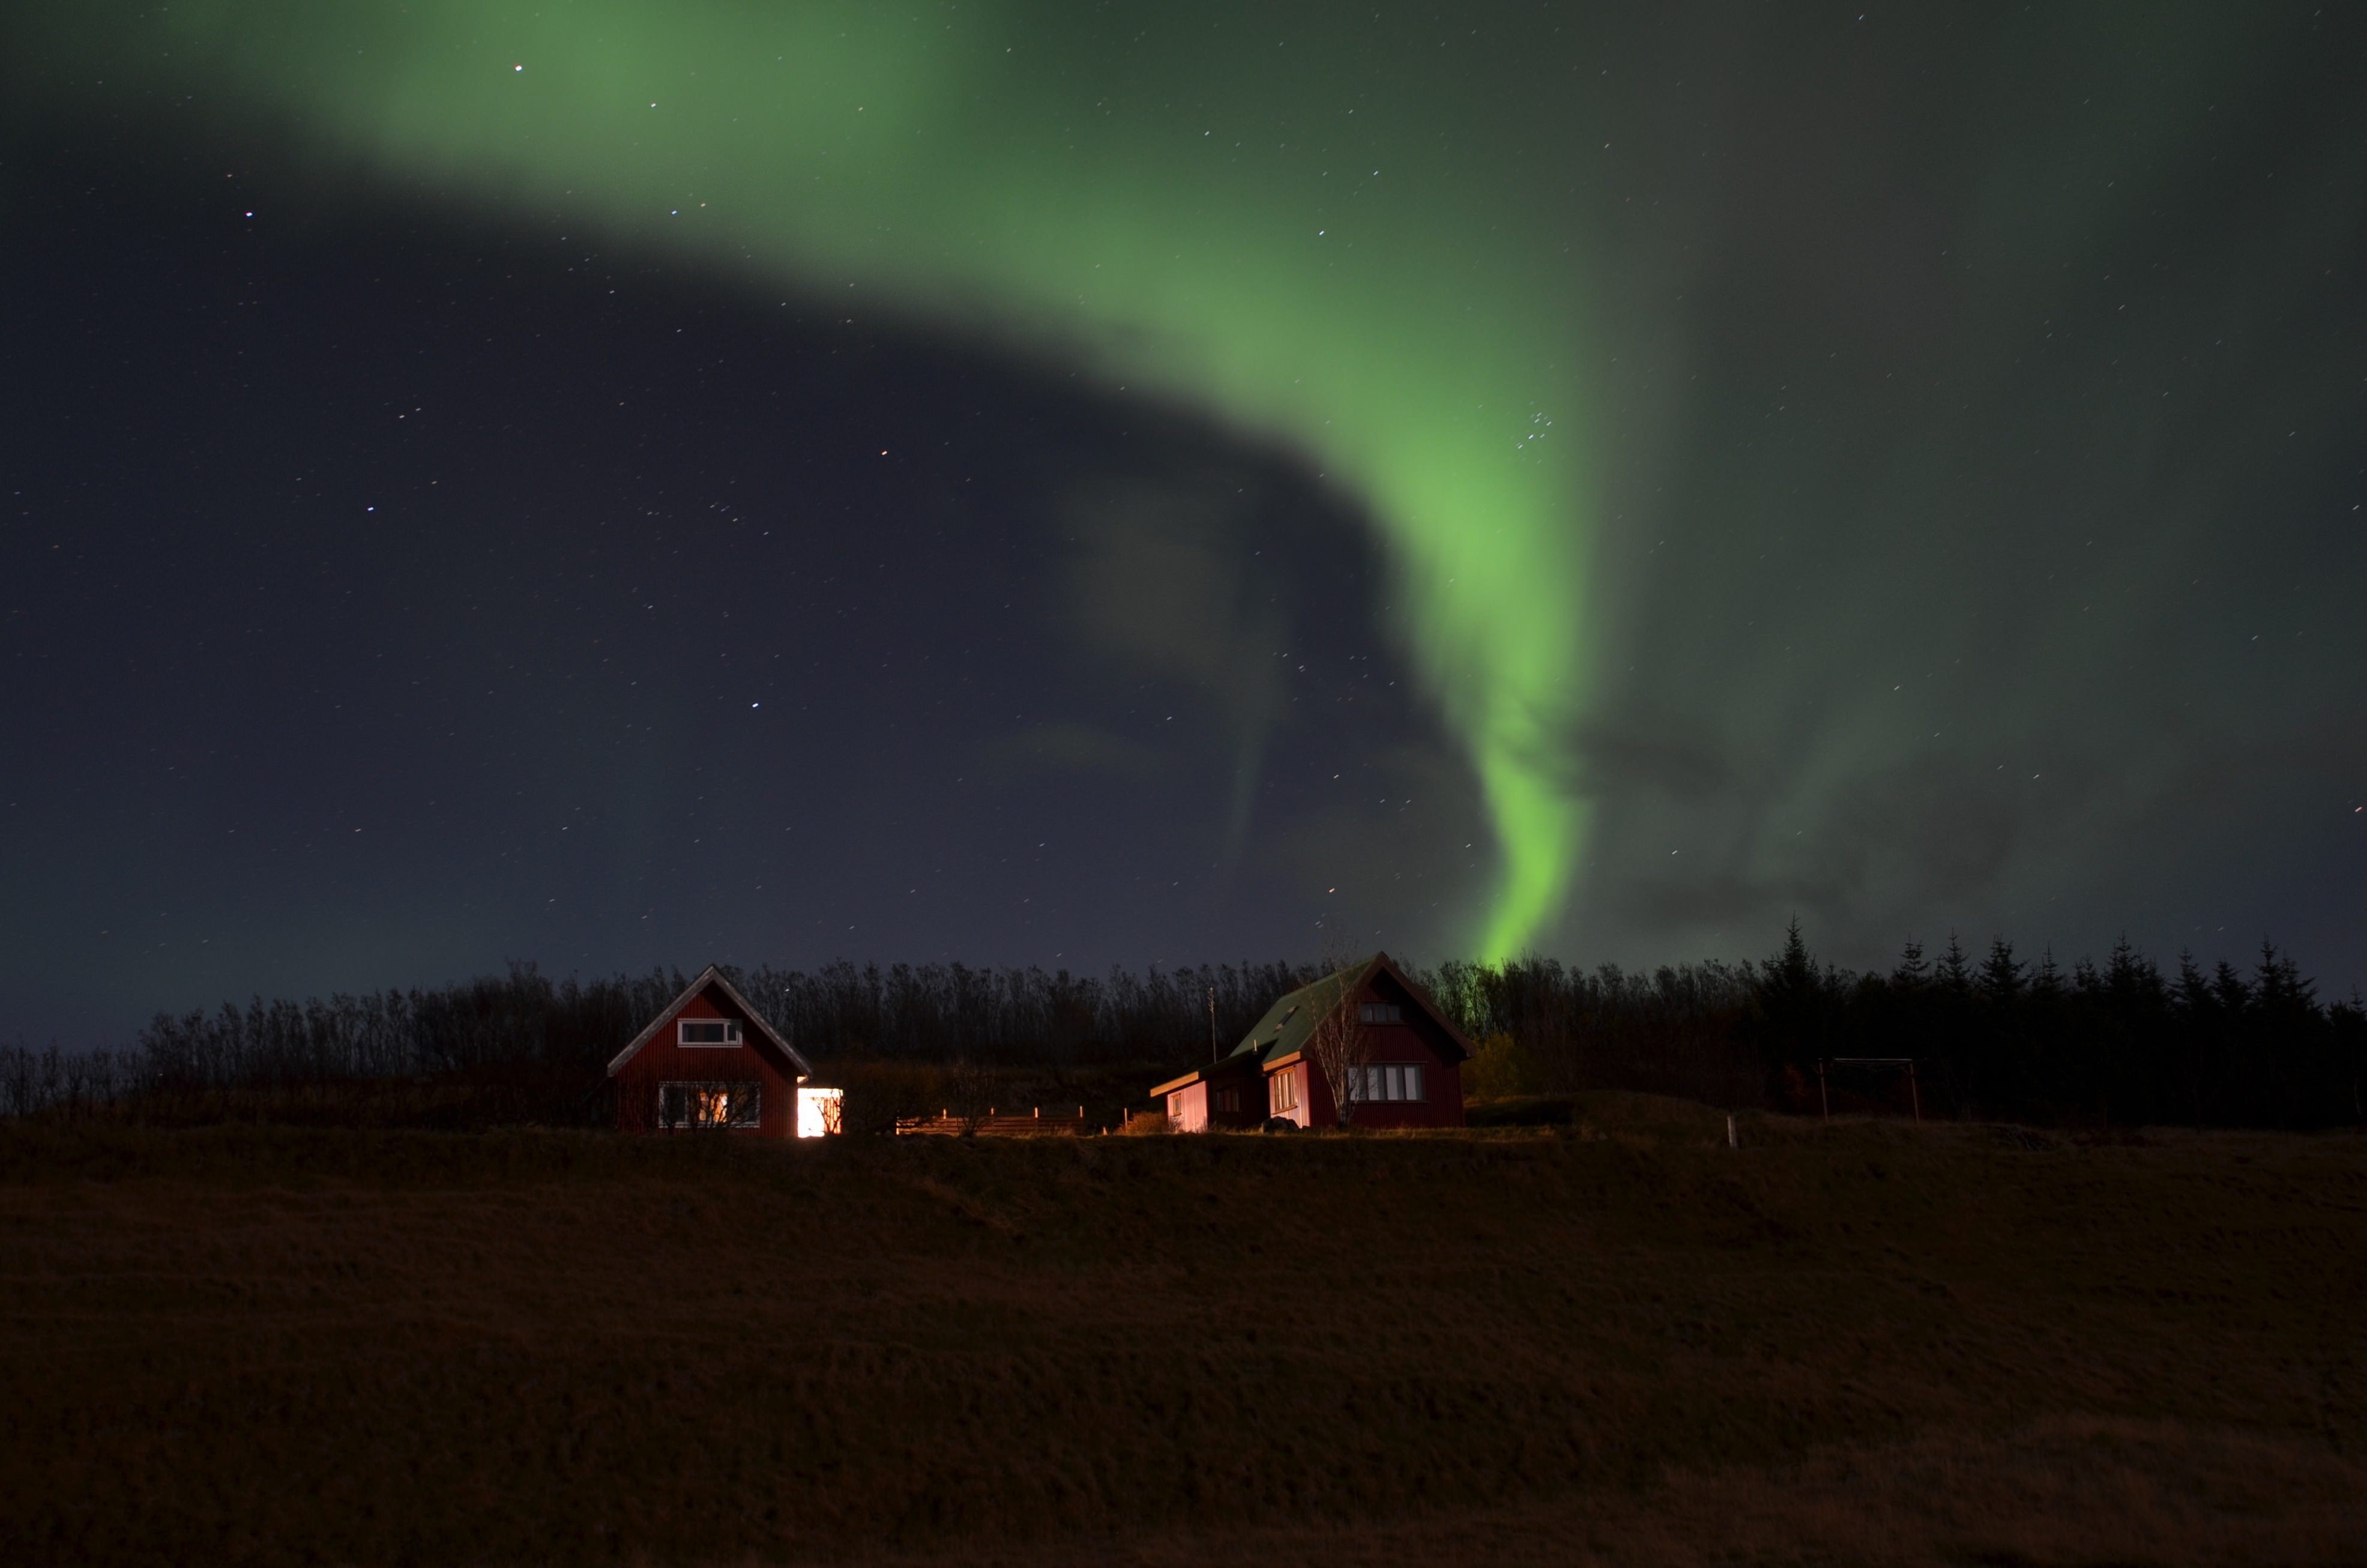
[1149,953,1473,1131]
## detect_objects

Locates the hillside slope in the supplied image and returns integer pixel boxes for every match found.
[2,1102,2363,1565]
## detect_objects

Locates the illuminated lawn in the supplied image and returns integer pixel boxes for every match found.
[2,1101,2363,1565]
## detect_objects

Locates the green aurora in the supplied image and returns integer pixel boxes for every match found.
[17,2,1597,957]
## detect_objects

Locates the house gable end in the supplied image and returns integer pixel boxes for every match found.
[1154,954,1471,1120]
[1364,957,1476,1064]
[1227,953,1471,1067]
[606,966,813,1080]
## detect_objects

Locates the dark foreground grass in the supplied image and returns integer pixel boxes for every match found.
[1,1097,2362,1566]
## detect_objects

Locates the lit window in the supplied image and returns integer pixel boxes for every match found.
[659,1081,761,1129]
[1268,1070,1298,1113]
[678,1019,742,1047]
[795,1086,842,1138]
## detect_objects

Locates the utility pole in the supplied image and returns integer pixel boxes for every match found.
[1208,985,1218,1063]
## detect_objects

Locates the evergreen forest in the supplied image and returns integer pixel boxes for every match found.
[5,927,2360,1130]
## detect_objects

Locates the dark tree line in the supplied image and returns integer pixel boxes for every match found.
[1437,924,2365,1130]
[0,959,1320,1123]
[2,932,2359,1129]
[109,956,1319,1090]
[1429,954,1766,1109]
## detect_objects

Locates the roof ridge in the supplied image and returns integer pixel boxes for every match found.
[605,964,815,1079]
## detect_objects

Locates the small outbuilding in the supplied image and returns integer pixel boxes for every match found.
[1151,952,1472,1132]
[608,965,839,1136]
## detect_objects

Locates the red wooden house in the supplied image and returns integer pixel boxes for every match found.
[1151,953,1471,1132]
[608,965,822,1136]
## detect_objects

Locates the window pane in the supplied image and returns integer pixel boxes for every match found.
[1406,1064,1425,1102]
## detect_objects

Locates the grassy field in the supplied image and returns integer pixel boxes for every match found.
[2,1097,2363,1566]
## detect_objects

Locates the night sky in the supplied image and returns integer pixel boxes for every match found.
[5,4,2364,1047]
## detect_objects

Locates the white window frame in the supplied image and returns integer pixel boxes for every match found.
[1352,1064,1425,1103]
[1268,1069,1298,1114]
[677,1018,743,1048]
[657,1080,762,1129]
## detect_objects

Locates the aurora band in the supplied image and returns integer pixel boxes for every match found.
[21,1,1596,957]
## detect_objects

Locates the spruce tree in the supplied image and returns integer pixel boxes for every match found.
[1980,938,2026,1004]
[1892,938,1929,988]
[1937,933,1971,995]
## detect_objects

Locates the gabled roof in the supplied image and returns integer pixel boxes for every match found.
[1153,952,1474,1094]
[606,964,815,1079]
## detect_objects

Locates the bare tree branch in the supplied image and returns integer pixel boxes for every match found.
[1303,959,1375,1129]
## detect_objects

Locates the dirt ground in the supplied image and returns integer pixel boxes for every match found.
[2,1097,2362,1566]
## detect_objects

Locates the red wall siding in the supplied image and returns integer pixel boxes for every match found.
[616,983,795,1137]
[1206,1067,1265,1129]
[1295,1007,1467,1130]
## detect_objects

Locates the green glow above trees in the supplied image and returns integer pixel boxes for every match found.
[31,2,1597,954]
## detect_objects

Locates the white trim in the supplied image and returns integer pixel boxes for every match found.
[1349,1063,1426,1103]
[606,965,815,1078]
[678,1019,742,1048]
